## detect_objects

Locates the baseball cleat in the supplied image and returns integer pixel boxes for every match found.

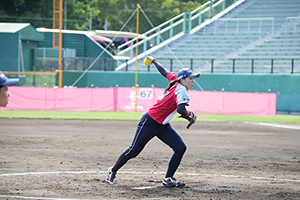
[106,167,116,184]
[163,177,185,187]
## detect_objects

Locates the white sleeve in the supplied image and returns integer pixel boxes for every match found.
[175,84,190,106]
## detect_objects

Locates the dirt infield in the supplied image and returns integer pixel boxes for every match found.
[1,118,300,200]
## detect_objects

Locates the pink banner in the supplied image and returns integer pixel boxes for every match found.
[2,87,114,111]
[188,91,277,116]
[1,87,277,116]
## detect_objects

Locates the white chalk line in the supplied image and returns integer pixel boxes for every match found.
[0,195,91,200]
[244,122,300,130]
[1,170,299,183]
[1,170,299,200]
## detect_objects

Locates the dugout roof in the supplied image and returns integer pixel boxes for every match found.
[0,23,44,42]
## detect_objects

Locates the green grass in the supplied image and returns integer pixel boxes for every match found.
[0,110,144,121]
[0,110,299,124]
[196,113,300,124]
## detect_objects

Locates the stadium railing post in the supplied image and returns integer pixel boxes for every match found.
[271,59,274,73]
[291,59,294,74]
[233,59,235,73]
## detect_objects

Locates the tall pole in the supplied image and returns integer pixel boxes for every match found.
[64,1,67,30]
[58,0,63,88]
[53,0,63,88]
[135,4,139,112]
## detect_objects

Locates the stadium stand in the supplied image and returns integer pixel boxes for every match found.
[120,0,300,74]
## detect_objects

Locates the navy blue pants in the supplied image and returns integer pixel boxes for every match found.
[112,113,187,178]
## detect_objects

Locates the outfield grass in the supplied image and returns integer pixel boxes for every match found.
[0,110,299,124]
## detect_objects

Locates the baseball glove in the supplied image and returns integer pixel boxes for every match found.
[178,111,197,129]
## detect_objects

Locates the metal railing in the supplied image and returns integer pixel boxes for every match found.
[122,58,300,74]
[37,48,76,61]
[117,0,240,63]
[207,17,275,34]
[285,16,300,32]
[209,58,299,74]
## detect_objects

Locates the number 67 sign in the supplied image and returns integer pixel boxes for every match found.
[138,88,153,99]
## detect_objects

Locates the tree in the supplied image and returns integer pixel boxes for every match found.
[0,0,53,27]
[65,0,100,30]
[0,0,205,33]
[91,0,203,33]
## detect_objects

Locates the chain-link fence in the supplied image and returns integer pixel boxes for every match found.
[36,57,117,72]
[5,72,57,87]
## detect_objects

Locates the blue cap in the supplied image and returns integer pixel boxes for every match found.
[177,68,200,81]
[0,71,19,86]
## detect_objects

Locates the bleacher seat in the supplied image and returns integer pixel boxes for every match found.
[124,0,300,74]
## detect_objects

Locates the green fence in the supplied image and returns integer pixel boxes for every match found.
[0,33,19,72]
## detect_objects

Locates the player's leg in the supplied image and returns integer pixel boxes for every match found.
[106,113,164,184]
[112,113,160,171]
[157,124,186,187]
